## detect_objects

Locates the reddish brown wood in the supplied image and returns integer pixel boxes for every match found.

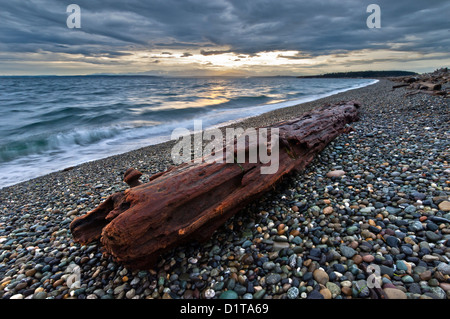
[391,67,449,97]
[70,100,361,269]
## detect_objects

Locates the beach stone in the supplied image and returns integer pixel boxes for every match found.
[287,287,299,299]
[241,253,254,265]
[384,288,407,299]
[436,263,450,275]
[288,254,297,268]
[313,269,329,285]
[440,283,450,292]
[429,278,440,287]
[319,287,332,299]
[263,261,276,270]
[326,170,346,178]
[359,207,373,214]
[362,254,375,263]
[25,269,37,277]
[340,244,357,258]
[429,216,450,224]
[33,291,47,299]
[219,290,238,299]
[226,278,236,290]
[386,207,402,215]
[253,289,266,299]
[234,284,247,296]
[326,282,341,297]
[428,287,446,299]
[402,275,414,284]
[361,229,376,239]
[355,280,370,298]
[266,273,282,285]
[419,270,433,281]
[242,293,253,299]
[426,222,439,232]
[323,206,334,215]
[396,260,408,272]
[438,201,450,212]
[404,205,416,214]
[346,225,359,235]
[341,286,352,296]
[409,221,423,232]
[242,240,252,248]
[352,254,363,265]
[333,264,346,273]
[385,236,400,248]
[303,272,313,281]
[411,191,426,201]
[380,265,395,278]
[425,231,442,242]
[307,290,324,299]
[408,283,422,295]
[272,241,290,251]
[401,245,413,255]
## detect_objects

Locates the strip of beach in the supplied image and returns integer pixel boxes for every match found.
[0,78,449,300]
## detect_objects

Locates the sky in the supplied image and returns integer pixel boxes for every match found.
[0,0,449,76]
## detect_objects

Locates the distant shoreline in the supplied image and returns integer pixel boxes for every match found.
[297,70,417,79]
[1,70,417,78]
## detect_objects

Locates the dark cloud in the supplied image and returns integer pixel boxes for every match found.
[200,49,232,56]
[278,52,312,60]
[0,0,449,73]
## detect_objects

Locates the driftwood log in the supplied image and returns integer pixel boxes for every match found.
[70,100,361,269]
[391,67,449,97]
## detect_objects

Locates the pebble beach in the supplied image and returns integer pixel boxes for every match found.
[0,79,449,300]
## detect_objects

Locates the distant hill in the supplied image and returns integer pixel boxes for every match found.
[297,70,418,78]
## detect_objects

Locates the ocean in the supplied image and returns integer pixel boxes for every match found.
[0,76,377,188]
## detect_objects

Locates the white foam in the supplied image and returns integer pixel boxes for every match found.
[0,79,378,188]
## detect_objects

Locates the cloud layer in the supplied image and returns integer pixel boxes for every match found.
[0,0,449,74]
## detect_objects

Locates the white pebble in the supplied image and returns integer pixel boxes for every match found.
[204,288,215,299]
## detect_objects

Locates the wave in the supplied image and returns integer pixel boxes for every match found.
[0,77,378,188]
[0,126,121,162]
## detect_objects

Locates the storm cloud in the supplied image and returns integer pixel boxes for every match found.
[0,0,448,74]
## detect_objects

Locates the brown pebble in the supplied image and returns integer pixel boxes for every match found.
[162,292,172,299]
[319,286,332,299]
[434,271,446,282]
[420,270,432,281]
[440,283,450,292]
[341,287,352,296]
[290,229,300,237]
[313,269,329,285]
[352,255,363,264]
[383,288,407,299]
[349,241,359,249]
[362,254,375,263]
[438,201,450,211]
[25,269,37,277]
[326,170,346,178]
[53,279,64,288]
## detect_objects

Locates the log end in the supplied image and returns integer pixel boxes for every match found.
[124,168,143,188]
